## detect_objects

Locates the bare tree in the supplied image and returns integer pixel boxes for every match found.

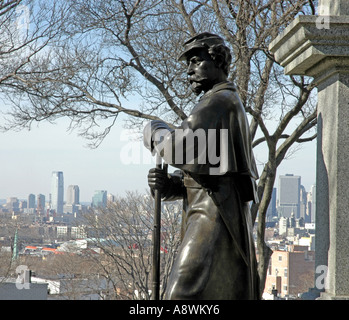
[0,0,71,88]
[43,253,104,300]
[81,191,181,300]
[0,0,317,297]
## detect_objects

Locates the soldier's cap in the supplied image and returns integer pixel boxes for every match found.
[178,32,226,61]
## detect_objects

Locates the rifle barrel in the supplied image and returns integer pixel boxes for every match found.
[152,156,162,300]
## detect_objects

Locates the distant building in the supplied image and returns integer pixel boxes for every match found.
[56,225,69,238]
[279,217,288,236]
[299,185,307,220]
[51,171,64,214]
[92,190,107,208]
[266,188,277,222]
[295,234,315,251]
[66,185,80,205]
[37,194,45,215]
[310,184,316,223]
[278,214,305,237]
[65,185,80,215]
[71,226,87,239]
[277,174,301,218]
[264,245,315,299]
[28,194,35,209]
[4,197,19,213]
[107,193,116,204]
[19,200,27,210]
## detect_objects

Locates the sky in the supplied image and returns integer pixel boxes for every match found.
[0,3,318,204]
[0,113,317,203]
[0,116,154,202]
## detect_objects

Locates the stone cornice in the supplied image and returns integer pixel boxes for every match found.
[269,16,349,78]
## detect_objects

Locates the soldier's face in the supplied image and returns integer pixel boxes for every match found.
[186,49,220,95]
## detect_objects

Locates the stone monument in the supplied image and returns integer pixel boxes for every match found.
[269,0,349,299]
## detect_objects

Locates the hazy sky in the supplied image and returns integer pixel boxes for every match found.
[1,117,154,202]
[0,114,317,203]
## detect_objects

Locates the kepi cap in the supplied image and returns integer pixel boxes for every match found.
[178,32,225,61]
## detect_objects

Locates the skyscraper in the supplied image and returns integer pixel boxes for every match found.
[107,193,115,204]
[67,185,80,205]
[299,185,307,220]
[28,194,35,209]
[310,184,316,223]
[266,188,277,222]
[277,174,301,218]
[37,194,45,215]
[51,171,64,214]
[92,190,107,208]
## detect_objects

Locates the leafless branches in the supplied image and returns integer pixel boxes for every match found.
[0,0,318,295]
[80,191,181,300]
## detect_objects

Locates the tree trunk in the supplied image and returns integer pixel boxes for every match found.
[257,241,273,298]
[254,157,277,298]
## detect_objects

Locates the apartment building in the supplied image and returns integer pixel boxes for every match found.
[264,245,315,299]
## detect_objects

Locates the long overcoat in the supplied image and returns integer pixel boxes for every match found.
[144,81,260,299]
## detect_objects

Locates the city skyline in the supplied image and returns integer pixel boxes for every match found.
[0,170,316,207]
[1,117,317,202]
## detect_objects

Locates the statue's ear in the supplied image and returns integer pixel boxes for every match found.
[214,54,225,70]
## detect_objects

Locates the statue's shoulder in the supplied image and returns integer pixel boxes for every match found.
[205,81,236,96]
[202,81,242,110]
[205,81,237,100]
[190,82,243,119]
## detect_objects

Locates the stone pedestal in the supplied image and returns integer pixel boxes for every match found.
[269,1,349,300]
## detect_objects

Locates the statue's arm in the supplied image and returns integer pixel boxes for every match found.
[148,168,184,201]
[162,170,185,201]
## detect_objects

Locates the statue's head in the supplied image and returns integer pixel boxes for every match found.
[178,32,232,95]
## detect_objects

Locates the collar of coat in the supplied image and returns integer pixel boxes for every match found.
[201,81,237,100]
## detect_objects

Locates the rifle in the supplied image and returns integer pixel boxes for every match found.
[151,153,167,300]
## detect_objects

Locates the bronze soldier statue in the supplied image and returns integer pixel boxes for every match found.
[143,32,260,300]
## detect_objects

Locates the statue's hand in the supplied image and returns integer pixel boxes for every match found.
[148,167,169,192]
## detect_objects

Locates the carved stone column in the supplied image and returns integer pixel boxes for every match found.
[269,0,349,299]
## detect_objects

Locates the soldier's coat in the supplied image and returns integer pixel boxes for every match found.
[146,81,260,300]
